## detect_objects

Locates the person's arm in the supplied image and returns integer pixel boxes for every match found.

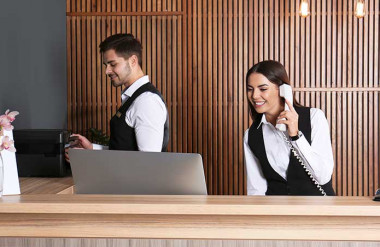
[291,108,334,185]
[243,129,268,195]
[64,134,96,162]
[126,93,167,152]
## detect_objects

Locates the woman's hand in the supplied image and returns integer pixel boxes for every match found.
[277,99,299,137]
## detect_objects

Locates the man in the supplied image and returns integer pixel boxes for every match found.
[66,33,169,160]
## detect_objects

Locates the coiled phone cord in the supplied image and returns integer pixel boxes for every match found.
[280,131,327,196]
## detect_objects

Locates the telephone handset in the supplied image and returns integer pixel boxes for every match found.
[276,84,293,132]
[276,84,327,196]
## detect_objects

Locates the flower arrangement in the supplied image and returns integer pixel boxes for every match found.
[0,110,19,152]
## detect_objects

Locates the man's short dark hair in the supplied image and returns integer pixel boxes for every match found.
[99,33,143,67]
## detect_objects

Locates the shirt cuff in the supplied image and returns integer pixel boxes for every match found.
[92,143,109,150]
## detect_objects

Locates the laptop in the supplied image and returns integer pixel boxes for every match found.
[68,149,208,195]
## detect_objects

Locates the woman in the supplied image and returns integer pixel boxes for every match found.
[244,60,335,196]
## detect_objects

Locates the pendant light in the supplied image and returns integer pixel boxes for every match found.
[355,0,366,18]
[299,0,310,18]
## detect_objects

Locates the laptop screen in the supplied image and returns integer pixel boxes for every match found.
[69,149,207,195]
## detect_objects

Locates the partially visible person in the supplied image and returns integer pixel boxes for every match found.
[244,60,335,196]
[66,33,169,161]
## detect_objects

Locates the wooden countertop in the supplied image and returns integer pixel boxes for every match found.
[19,177,74,194]
[0,194,379,216]
[4,178,380,241]
[0,193,379,241]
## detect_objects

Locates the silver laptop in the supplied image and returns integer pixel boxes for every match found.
[69,149,207,195]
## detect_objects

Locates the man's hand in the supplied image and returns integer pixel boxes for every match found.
[64,134,93,163]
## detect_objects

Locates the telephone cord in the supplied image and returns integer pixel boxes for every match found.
[280,131,327,196]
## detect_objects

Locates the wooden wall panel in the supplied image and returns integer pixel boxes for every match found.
[66,13,184,150]
[67,0,380,196]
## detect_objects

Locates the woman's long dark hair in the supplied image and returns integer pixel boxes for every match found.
[246,60,301,122]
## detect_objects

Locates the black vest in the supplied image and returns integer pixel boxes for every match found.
[248,106,335,196]
[109,82,169,151]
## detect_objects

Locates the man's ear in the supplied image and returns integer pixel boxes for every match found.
[129,54,139,67]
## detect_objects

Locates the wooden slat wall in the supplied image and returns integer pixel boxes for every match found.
[67,0,380,196]
[66,0,184,154]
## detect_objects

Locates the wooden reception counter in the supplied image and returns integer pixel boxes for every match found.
[0,177,379,247]
[0,192,379,241]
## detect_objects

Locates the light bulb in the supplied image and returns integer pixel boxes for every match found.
[355,1,365,18]
[299,1,310,18]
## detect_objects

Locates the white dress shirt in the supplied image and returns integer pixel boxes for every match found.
[243,108,334,195]
[93,75,167,152]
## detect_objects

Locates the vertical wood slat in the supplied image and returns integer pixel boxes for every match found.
[232,0,238,195]
[222,0,228,194]
[348,92,353,195]
[374,0,380,195]
[72,16,78,133]
[217,0,223,194]
[368,0,374,196]
[67,17,72,133]
[67,0,380,196]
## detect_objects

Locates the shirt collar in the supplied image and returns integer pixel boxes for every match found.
[121,75,150,102]
[256,114,269,129]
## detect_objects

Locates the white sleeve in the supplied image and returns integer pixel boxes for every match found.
[92,143,109,150]
[292,108,334,185]
[126,93,167,152]
[243,129,268,195]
